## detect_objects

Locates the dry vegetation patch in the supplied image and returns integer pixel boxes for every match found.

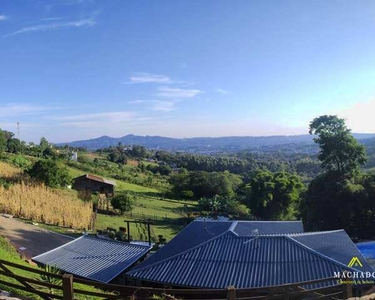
[0,183,93,229]
[0,161,23,181]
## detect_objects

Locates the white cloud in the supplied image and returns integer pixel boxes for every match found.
[151,101,175,112]
[216,88,229,95]
[40,17,63,21]
[337,99,375,133]
[128,100,146,104]
[0,15,8,21]
[50,111,136,122]
[127,73,172,84]
[157,87,203,98]
[4,19,96,37]
[0,104,55,117]
[128,99,176,112]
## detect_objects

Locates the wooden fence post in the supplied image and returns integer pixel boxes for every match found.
[227,286,236,300]
[62,274,74,300]
[342,284,352,299]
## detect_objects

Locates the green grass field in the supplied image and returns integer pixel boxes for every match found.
[67,166,198,241]
[67,166,160,194]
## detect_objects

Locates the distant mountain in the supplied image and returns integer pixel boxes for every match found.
[56,133,375,152]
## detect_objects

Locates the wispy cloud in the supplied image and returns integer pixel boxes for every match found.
[0,15,8,21]
[128,99,176,112]
[157,87,203,98]
[151,101,175,112]
[4,19,96,37]
[0,103,57,117]
[40,17,63,21]
[50,111,135,122]
[127,73,172,84]
[128,100,146,104]
[216,88,229,95]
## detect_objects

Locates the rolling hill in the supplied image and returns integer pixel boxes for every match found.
[57,133,375,152]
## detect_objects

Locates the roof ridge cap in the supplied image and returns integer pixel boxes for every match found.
[127,230,241,275]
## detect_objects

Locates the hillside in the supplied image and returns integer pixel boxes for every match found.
[57,133,375,152]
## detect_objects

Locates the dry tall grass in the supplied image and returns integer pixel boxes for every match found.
[0,161,92,229]
[0,183,93,229]
[0,161,23,181]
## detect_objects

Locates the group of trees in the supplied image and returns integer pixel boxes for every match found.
[170,170,243,199]
[100,144,150,165]
[302,115,375,239]
[167,115,375,240]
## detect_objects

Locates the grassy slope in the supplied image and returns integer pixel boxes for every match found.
[67,166,197,241]
[67,166,159,193]
[0,236,104,300]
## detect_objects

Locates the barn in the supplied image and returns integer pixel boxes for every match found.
[72,174,116,197]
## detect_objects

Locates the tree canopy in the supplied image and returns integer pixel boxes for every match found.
[309,115,366,175]
[27,159,71,188]
[244,169,304,220]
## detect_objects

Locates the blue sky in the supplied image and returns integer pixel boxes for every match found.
[1,0,375,143]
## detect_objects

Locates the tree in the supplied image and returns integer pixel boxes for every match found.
[0,129,6,156]
[302,115,373,238]
[244,169,304,220]
[198,195,251,218]
[309,115,366,175]
[27,159,71,188]
[111,193,134,215]
[170,171,242,199]
[6,138,23,154]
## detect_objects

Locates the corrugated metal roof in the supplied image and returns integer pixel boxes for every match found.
[32,236,150,283]
[133,220,304,271]
[75,174,116,186]
[127,223,372,289]
[133,220,233,270]
[233,220,304,236]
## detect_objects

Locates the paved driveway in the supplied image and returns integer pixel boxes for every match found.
[0,216,74,259]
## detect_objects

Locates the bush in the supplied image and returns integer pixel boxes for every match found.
[27,159,71,188]
[9,154,32,169]
[111,193,134,215]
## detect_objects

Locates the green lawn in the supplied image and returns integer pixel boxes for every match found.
[67,166,160,194]
[67,166,198,241]
[95,196,198,241]
[0,236,105,299]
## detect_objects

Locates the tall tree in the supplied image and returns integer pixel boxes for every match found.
[303,115,373,238]
[244,169,304,220]
[309,115,366,175]
[0,129,6,156]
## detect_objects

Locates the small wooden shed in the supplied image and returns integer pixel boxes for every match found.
[72,174,116,197]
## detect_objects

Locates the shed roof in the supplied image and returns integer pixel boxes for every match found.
[74,174,116,186]
[127,221,373,289]
[33,236,150,283]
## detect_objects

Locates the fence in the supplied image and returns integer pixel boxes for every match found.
[0,258,356,300]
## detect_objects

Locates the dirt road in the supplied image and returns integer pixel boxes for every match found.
[0,215,74,259]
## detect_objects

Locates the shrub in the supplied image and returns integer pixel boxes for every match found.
[27,159,71,188]
[111,193,134,215]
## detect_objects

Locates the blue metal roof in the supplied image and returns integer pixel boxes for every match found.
[32,235,151,283]
[233,220,304,236]
[132,220,303,271]
[127,222,372,289]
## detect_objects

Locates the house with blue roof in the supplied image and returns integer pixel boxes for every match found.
[127,220,374,289]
